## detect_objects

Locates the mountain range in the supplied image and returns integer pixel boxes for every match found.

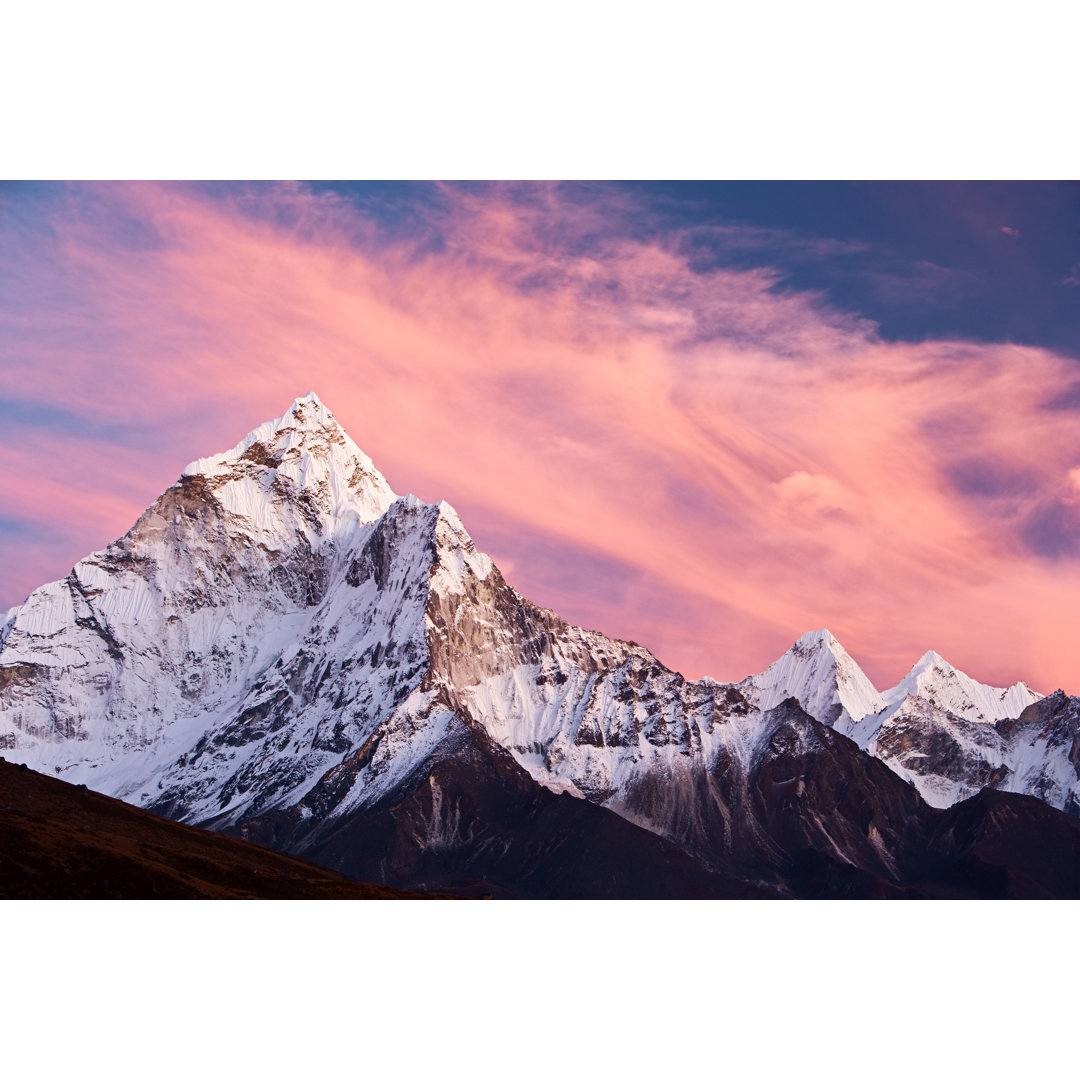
[3,393,1078,898]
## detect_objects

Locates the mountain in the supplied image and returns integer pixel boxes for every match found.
[741,628,886,730]
[867,685,1080,815]
[716,628,1067,816]
[830,650,1060,811]
[883,649,1039,725]
[2,393,1078,898]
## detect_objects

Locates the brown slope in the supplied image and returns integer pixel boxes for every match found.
[0,760,458,899]
[914,787,1080,899]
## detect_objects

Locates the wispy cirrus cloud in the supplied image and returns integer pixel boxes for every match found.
[1,181,1078,693]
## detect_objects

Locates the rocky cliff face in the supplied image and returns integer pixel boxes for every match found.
[2,394,1078,897]
[850,651,1056,810]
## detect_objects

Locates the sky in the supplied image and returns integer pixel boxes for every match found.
[1,180,1078,694]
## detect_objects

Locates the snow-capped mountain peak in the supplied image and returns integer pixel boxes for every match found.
[852,652,1048,809]
[915,648,945,668]
[179,392,397,539]
[883,650,1040,724]
[185,392,340,474]
[740,628,886,730]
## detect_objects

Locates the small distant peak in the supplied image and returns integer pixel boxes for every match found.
[913,649,951,673]
[789,628,842,655]
[287,391,335,424]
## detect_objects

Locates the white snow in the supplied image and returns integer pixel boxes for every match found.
[740,628,887,733]
[182,391,397,531]
[881,650,1039,725]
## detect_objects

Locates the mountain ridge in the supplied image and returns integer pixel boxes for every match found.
[2,393,1077,897]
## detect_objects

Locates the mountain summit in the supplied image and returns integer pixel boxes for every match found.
[1,396,1077,898]
[740,628,887,730]
[181,391,398,529]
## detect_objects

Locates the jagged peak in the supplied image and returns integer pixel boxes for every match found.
[911,649,949,673]
[361,495,494,594]
[898,651,977,692]
[795,628,839,649]
[1020,688,1074,717]
[292,389,327,411]
[882,649,1042,723]
[276,392,350,437]
[183,393,351,475]
[177,394,397,528]
[785,628,856,668]
[435,499,472,536]
[745,627,885,728]
[395,492,427,512]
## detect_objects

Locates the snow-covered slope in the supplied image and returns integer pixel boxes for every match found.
[867,696,1013,808]
[740,629,886,732]
[0,395,460,824]
[0,394,785,864]
[995,692,1080,814]
[883,650,1040,724]
[834,650,1047,809]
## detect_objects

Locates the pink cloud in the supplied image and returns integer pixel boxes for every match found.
[1001,225,1022,238]
[2,182,1078,696]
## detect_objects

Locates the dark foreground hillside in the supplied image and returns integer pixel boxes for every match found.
[6,742,1080,899]
[0,760,458,900]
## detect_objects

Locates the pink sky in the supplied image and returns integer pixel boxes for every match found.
[1,182,1078,693]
